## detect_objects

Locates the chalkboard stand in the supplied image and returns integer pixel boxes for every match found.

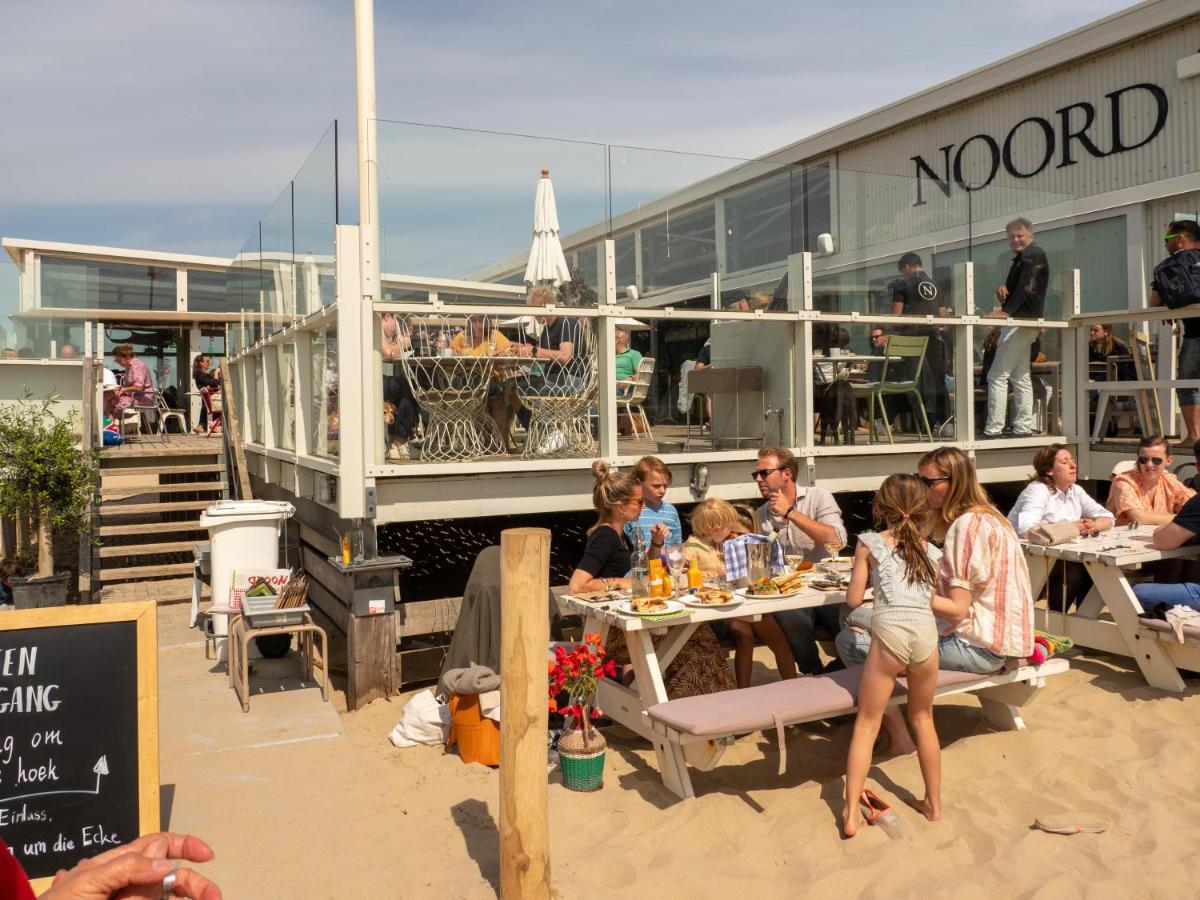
[0,601,159,892]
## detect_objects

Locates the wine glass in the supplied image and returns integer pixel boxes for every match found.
[664,543,685,591]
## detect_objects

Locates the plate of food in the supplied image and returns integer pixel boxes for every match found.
[818,557,853,576]
[680,587,741,609]
[739,572,808,599]
[616,596,686,617]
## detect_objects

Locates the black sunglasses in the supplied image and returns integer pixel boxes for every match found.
[1138,455,1165,466]
[750,466,786,481]
[918,475,950,487]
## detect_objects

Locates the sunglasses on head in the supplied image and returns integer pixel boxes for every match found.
[918,475,950,487]
[1138,455,1165,466]
[1164,233,1181,242]
[750,466,786,481]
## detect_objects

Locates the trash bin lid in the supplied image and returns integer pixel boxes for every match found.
[201,500,295,519]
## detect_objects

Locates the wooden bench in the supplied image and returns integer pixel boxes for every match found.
[641,658,1069,799]
[1135,617,1200,674]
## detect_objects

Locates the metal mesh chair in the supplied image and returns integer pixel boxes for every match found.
[401,316,498,462]
[514,316,597,458]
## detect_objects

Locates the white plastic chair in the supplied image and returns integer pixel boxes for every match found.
[156,391,188,434]
[618,357,656,440]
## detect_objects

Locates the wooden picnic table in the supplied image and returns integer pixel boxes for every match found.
[1023,525,1200,692]
[561,587,845,799]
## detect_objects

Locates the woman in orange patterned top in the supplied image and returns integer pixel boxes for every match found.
[1105,435,1195,526]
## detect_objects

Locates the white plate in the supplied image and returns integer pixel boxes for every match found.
[735,587,806,601]
[679,593,742,610]
[615,598,687,617]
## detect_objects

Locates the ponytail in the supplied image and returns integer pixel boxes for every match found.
[873,473,937,587]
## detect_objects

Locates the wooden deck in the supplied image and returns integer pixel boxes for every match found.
[100,433,224,459]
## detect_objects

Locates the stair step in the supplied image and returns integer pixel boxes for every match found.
[101,463,225,478]
[98,541,201,559]
[98,577,207,605]
[99,500,214,517]
[98,521,207,537]
[98,562,195,582]
[100,482,226,501]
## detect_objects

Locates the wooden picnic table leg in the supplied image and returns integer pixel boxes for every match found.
[1087,562,1185,692]
[624,629,694,800]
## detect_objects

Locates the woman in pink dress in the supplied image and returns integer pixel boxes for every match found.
[106,343,155,418]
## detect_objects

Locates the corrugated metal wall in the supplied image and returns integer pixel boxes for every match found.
[835,18,1200,226]
[1146,190,1200,254]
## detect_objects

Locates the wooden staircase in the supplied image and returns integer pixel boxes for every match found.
[94,436,227,605]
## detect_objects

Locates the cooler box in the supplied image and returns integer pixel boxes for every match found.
[199,500,295,659]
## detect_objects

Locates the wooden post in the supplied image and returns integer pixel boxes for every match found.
[499,528,551,900]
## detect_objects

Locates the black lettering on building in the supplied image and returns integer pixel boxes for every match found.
[1002,116,1055,178]
[953,133,1000,191]
[911,145,954,206]
[1107,82,1169,153]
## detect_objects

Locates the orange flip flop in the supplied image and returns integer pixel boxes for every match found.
[860,789,907,838]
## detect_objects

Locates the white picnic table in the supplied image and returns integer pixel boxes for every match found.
[1023,525,1200,692]
[561,587,845,799]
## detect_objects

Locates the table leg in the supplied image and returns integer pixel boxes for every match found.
[624,629,694,800]
[1087,562,1185,692]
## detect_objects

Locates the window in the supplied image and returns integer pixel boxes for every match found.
[187,270,230,313]
[640,205,716,291]
[41,258,176,312]
[725,172,792,273]
[792,164,831,253]
[615,234,636,292]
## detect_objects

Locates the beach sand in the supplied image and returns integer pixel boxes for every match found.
[330,647,1198,899]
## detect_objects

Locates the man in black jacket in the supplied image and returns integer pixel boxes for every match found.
[891,251,948,429]
[1149,219,1200,445]
[982,217,1049,438]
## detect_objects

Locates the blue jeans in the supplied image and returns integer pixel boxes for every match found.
[1134,581,1200,614]
[775,605,843,675]
[1178,337,1200,407]
[835,627,1005,674]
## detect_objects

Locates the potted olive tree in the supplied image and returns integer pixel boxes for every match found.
[0,390,97,607]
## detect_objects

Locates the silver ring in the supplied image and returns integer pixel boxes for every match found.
[160,870,177,900]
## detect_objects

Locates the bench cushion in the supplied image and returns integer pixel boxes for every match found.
[646,660,1059,739]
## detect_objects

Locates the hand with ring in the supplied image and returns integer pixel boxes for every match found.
[41,832,222,900]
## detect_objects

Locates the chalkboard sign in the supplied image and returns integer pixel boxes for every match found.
[0,602,158,890]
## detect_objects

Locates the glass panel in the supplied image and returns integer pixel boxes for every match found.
[260,182,293,329]
[973,323,1065,438]
[249,356,264,444]
[9,316,89,361]
[614,234,636,294]
[630,316,794,455]
[310,325,338,459]
[375,121,607,285]
[186,269,230,313]
[725,170,794,272]
[640,204,716,292]
[276,343,296,451]
[293,121,338,315]
[1076,217,1127,314]
[227,230,261,340]
[40,258,176,312]
[574,244,599,299]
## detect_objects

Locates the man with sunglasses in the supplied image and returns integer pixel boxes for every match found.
[1149,219,1200,445]
[752,446,848,674]
[1106,435,1195,526]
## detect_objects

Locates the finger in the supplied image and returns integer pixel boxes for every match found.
[132,832,216,864]
[63,852,171,897]
[170,867,223,900]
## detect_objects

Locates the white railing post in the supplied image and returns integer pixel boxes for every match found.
[955,261,975,443]
[792,252,814,451]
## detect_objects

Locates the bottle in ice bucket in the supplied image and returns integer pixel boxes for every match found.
[687,558,703,590]
[631,533,649,596]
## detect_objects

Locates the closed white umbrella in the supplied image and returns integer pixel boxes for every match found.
[522,168,572,287]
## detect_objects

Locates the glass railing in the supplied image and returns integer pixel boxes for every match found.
[225,122,338,331]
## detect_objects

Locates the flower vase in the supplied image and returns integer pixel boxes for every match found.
[557,720,607,792]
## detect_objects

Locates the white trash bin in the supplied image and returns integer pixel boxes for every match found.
[199,500,295,659]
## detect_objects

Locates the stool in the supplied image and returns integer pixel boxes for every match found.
[227,612,330,712]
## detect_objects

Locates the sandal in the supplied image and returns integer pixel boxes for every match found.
[859,789,907,838]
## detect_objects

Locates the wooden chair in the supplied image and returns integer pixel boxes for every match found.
[618,356,656,440]
[1092,332,1161,441]
[850,334,932,442]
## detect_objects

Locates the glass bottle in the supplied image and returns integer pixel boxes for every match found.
[630,532,649,597]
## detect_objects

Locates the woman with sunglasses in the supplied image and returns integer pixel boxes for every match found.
[569,462,734,699]
[1007,445,1113,613]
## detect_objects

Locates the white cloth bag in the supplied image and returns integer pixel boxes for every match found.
[388,688,451,748]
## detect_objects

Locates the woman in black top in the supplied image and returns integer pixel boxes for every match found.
[568,462,643,594]
[571,462,736,699]
[192,354,221,432]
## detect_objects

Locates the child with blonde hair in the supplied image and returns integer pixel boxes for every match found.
[842,474,942,837]
[685,499,797,688]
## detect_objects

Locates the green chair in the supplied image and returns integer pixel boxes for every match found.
[850,334,933,443]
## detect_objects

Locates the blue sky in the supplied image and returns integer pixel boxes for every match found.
[0,0,1133,314]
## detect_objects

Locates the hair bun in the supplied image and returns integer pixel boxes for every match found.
[591,460,610,482]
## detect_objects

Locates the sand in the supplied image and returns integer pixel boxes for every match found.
[330,647,1199,899]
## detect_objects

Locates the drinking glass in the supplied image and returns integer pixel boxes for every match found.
[665,543,685,590]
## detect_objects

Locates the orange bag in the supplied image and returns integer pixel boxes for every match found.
[447,693,500,767]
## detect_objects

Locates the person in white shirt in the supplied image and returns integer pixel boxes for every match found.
[1008,444,1113,611]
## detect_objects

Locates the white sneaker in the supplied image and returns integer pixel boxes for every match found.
[386,443,410,461]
